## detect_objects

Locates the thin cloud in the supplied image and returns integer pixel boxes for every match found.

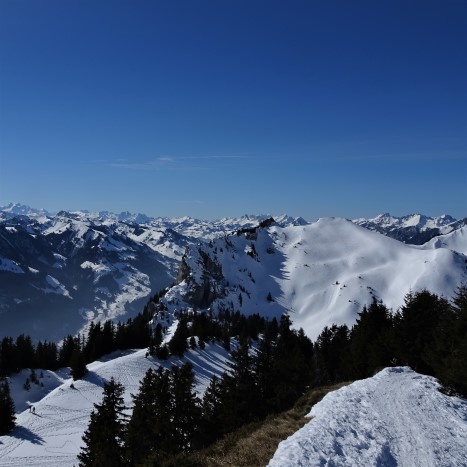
[108,161,160,170]
[108,153,253,170]
[178,154,251,160]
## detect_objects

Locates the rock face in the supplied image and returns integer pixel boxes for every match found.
[177,248,225,309]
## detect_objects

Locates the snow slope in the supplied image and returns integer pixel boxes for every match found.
[0,344,232,466]
[420,225,467,256]
[161,218,466,340]
[274,219,466,339]
[268,367,467,467]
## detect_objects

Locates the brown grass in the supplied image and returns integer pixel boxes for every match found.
[176,381,350,467]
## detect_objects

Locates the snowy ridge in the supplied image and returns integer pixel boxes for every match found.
[157,218,467,339]
[354,212,466,245]
[268,367,467,467]
[420,225,467,256]
[1,204,466,341]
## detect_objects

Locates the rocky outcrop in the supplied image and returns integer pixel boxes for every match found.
[176,248,225,309]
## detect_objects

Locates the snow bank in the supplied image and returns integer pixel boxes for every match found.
[268,367,467,467]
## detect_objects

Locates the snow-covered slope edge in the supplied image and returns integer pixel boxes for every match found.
[268,367,467,467]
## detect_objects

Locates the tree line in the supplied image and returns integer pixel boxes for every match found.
[1,285,465,445]
[77,286,467,466]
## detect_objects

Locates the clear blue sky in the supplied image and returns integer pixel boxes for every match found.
[1,0,466,220]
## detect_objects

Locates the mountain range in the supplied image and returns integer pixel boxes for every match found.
[0,203,465,341]
[1,203,466,466]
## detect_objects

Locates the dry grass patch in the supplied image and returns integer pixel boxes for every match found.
[182,381,350,467]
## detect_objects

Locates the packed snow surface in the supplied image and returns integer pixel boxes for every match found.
[268,367,467,467]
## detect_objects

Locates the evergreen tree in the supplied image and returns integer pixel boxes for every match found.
[393,290,450,374]
[168,316,189,357]
[59,335,77,367]
[220,339,260,432]
[0,377,16,435]
[314,324,350,385]
[15,334,35,369]
[170,363,202,451]
[349,299,392,379]
[0,337,18,375]
[78,377,127,467]
[125,368,159,465]
[200,375,225,445]
[126,366,173,464]
[429,285,467,396]
[70,348,88,380]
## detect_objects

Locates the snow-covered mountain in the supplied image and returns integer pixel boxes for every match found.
[0,212,176,341]
[1,204,467,466]
[1,204,466,341]
[0,206,306,341]
[420,225,467,256]
[268,367,467,466]
[354,212,466,245]
[154,217,467,339]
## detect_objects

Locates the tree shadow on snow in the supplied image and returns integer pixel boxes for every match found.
[11,425,44,445]
[81,370,106,388]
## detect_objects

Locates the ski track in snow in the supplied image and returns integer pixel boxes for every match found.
[268,367,467,467]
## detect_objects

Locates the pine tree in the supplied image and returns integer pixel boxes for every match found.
[200,375,225,445]
[170,363,202,451]
[126,366,173,464]
[430,285,467,396]
[350,299,392,379]
[0,377,16,435]
[393,290,450,374]
[70,348,88,380]
[125,368,159,465]
[78,377,127,467]
[221,339,260,431]
[168,316,189,357]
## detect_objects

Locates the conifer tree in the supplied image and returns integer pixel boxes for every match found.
[350,299,392,379]
[0,377,16,435]
[70,348,88,380]
[168,317,189,357]
[200,375,225,445]
[78,377,127,467]
[170,363,202,451]
[125,368,159,465]
[393,290,450,374]
[126,366,173,464]
[429,285,467,396]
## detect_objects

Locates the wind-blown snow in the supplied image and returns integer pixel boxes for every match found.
[268,367,467,467]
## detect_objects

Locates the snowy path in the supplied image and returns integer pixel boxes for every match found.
[268,367,467,467]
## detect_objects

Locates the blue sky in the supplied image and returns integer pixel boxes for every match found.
[0,0,466,220]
